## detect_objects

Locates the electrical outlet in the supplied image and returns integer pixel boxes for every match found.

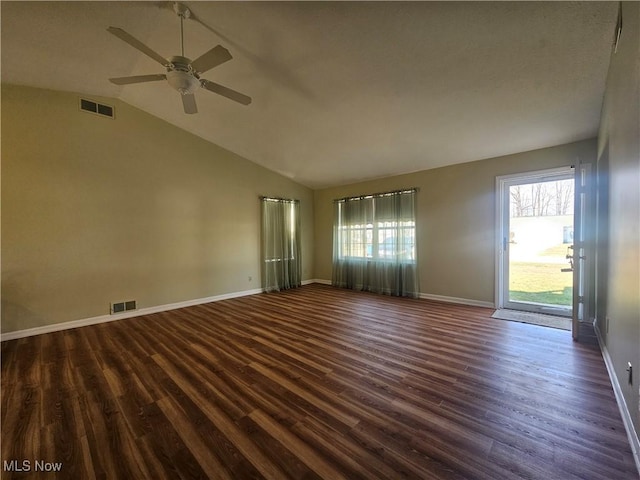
[627,362,633,385]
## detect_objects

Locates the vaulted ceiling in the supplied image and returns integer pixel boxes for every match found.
[1,1,618,188]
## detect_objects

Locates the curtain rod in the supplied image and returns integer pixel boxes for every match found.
[261,196,299,203]
[333,187,419,203]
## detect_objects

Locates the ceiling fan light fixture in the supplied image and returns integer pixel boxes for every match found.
[166,70,200,95]
[106,7,252,112]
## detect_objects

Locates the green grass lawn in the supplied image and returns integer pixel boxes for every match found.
[509,260,573,306]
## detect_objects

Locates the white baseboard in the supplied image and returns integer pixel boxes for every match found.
[595,325,640,475]
[0,281,335,342]
[419,292,495,309]
[1,282,494,341]
[0,287,265,342]
[304,282,495,309]
[0,283,494,341]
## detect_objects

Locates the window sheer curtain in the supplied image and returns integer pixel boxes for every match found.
[261,197,301,292]
[332,189,419,297]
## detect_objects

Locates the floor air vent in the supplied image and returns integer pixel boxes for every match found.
[111,300,137,314]
[79,98,114,118]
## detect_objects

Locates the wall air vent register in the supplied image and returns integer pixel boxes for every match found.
[110,300,137,314]
[79,98,114,118]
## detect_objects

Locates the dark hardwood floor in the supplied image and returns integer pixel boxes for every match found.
[2,284,637,479]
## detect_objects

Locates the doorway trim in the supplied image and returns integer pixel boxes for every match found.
[495,166,575,315]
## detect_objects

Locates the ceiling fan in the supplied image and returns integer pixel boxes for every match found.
[107,2,251,114]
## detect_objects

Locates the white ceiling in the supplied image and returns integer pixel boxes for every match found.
[1,1,618,189]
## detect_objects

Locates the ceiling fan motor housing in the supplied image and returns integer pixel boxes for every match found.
[166,56,200,95]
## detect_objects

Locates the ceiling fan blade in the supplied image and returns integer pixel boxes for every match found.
[190,45,232,74]
[109,74,167,85]
[201,79,252,106]
[107,27,168,66]
[181,93,198,114]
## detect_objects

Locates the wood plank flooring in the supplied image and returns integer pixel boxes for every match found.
[2,284,637,479]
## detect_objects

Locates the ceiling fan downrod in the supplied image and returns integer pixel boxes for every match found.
[173,2,191,57]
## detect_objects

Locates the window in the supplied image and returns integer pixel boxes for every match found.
[261,197,301,292]
[334,198,416,262]
[332,189,419,297]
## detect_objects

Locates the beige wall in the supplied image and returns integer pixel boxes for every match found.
[1,84,314,333]
[314,139,597,304]
[0,84,600,334]
[596,2,640,436]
